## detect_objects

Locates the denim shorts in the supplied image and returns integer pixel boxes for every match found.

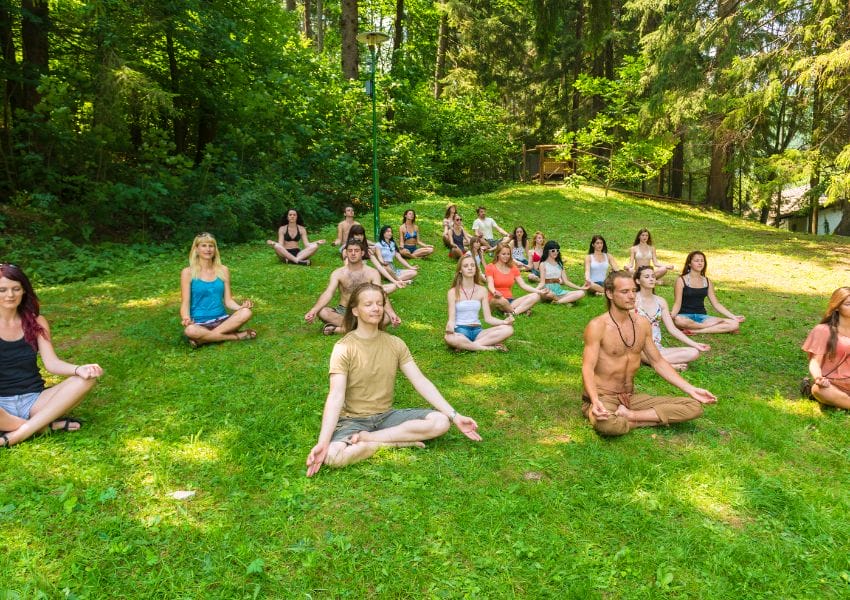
[678,313,710,324]
[454,324,482,342]
[195,315,229,330]
[0,391,42,419]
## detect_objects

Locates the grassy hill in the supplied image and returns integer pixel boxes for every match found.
[2,184,849,598]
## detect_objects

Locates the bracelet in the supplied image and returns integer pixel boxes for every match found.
[74,366,80,376]
[447,410,457,422]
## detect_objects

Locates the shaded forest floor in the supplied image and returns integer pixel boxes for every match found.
[2,184,850,598]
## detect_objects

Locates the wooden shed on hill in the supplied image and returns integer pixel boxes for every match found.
[522,144,571,183]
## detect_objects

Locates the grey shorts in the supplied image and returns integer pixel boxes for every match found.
[0,391,42,419]
[332,304,347,316]
[331,408,436,443]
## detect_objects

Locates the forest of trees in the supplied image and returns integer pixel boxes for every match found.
[1,0,849,256]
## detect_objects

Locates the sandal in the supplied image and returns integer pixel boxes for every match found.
[50,418,83,432]
[0,433,9,448]
[235,329,257,341]
[187,338,199,349]
[322,323,338,336]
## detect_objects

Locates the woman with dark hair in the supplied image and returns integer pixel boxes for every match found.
[536,241,586,305]
[445,254,514,352]
[509,226,531,271]
[442,205,458,248]
[671,250,744,334]
[584,235,620,295]
[802,287,850,409]
[634,266,709,371]
[266,208,325,265]
[485,242,545,317]
[181,232,256,347]
[447,214,470,260]
[399,209,435,259]
[626,228,674,278]
[373,225,419,283]
[306,282,481,476]
[0,264,104,447]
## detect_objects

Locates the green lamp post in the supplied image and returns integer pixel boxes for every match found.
[356,30,390,241]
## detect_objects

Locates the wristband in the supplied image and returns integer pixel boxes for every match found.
[74,366,80,376]
[447,410,457,422]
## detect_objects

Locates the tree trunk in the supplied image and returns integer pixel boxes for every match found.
[391,0,403,72]
[21,0,49,112]
[1,0,18,188]
[285,0,296,10]
[316,0,324,52]
[340,0,358,79]
[434,8,448,98]
[809,79,822,235]
[303,0,313,42]
[835,199,850,236]
[670,137,684,198]
[706,129,733,211]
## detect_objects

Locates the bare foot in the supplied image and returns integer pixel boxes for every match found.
[349,432,425,448]
[614,405,632,419]
[266,240,277,246]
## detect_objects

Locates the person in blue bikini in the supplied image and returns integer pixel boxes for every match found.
[0,264,104,448]
[444,255,514,351]
[399,209,434,259]
[671,250,744,334]
[180,232,256,347]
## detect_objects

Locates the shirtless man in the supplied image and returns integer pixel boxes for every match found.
[581,270,716,436]
[305,240,402,335]
[333,205,361,247]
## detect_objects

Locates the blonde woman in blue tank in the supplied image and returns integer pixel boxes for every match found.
[445,255,514,352]
[180,233,256,348]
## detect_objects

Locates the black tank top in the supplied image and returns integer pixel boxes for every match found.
[680,275,708,315]
[452,230,466,251]
[0,336,45,395]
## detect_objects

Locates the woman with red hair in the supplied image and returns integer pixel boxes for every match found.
[0,264,103,447]
[803,287,850,409]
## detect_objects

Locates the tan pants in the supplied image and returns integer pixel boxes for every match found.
[582,391,703,436]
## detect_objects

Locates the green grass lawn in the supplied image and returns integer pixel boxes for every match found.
[2,184,850,599]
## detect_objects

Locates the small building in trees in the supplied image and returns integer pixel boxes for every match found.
[774,184,843,235]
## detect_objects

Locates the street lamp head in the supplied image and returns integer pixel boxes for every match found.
[356,31,390,48]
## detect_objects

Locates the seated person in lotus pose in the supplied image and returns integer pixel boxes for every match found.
[634,266,709,371]
[0,264,104,448]
[333,204,361,247]
[447,214,471,260]
[344,225,407,290]
[181,232,256,347]
[373,225,419,283]
[582,271,717,436]
[509,226,531,271]
[486,242,544,317]
[626,228,674,279]
[445,255,514,352]
[671,250,744,334]
[266,208,325,265]
[527,231,546,282]
[306,282,481,476]
[802,287,850,410]
[442,204,458,248]
[584,235,619,295]
[536,240,586,305]
[472,206,509,249]
[399,209,435,259]
[305,239,402,335]
[468,236,487,273]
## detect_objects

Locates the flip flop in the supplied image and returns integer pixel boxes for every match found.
[0,433,9,448]
[236,329,257,341]
[493,344,509,352]
[322,323,337,336]
[187,338,199,349]
[50,418,83,432]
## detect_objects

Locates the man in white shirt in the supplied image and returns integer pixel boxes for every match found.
[471,206,508,249]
